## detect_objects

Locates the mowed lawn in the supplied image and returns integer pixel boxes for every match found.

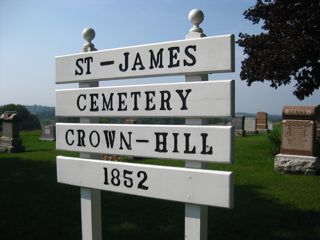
[0,130,319,240]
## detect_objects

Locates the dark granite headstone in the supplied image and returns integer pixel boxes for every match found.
[232,116,245,136]
[40,125,56,141]
[0,111,25,152]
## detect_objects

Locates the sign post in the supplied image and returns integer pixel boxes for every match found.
[185,9,209,240]
[79,28,102,240]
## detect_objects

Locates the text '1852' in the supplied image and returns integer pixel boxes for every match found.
[103,167,148,190]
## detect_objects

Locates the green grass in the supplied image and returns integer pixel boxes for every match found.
[0,130,319,240]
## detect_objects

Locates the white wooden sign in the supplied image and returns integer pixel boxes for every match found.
[56,123,233,163]
[55,35,235,84]
[57,156,233,208]
[56,80,234,117]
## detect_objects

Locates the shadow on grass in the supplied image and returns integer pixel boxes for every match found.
[209,185,320,240]
[0,156,81,240]
[0,157,319,240]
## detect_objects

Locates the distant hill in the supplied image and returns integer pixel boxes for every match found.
[25,105,55,124]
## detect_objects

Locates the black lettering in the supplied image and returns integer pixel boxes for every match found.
[131,92,141,111]
[155,132,168,152]
[84,57,93,75]
[111,169,121,186]
[149,48,164,69]
[183,45,197,66]
[75,58,84,75]
[200,133,213,155]
[90,93,99,112]
[89,131,100,148]
[184,133,196,154]
[132,53,145,71]
[168,46,180,68]
[120,132,132,150]
[145,91,156,111]
[103,167,109,185]
[176,89,192,110]
[119,52,129,72]
[118,92,128,111]
[65,129,74,146]
[77,94,86,111]
[159,90,172,111]
[104,168,148,190]
[172,133,179,153]
[103,130,116,148]
[137,171,149,190]
[77,129,86,147]
[102,93,114,111]
[123,170,133,188]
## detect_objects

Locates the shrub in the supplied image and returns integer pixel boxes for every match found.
[267,123,281,155]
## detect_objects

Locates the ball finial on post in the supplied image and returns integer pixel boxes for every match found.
[188,9,205,36]
[82,27,97,52]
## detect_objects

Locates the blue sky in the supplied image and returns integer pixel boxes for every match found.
[0,0,319,114]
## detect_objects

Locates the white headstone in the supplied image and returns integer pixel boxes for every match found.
[244,117,256,133]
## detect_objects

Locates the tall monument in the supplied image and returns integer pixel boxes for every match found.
[0,111,25,152]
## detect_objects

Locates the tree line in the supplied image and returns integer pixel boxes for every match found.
[0,104,42,130]
[0,104,56,131]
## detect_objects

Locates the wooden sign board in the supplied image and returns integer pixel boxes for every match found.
[57,156,233,208]
[56,35,235,83]
[56,80,234,118]
[56,123,234,163]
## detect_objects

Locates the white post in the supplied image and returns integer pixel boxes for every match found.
[79,28,102,240]
[184,9,208,240]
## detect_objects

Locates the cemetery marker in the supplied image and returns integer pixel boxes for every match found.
[0,111,25,152]
[55,9,235,240]
[275,106,319,175]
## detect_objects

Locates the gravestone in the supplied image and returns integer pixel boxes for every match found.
[244,117,257,135]
[256,112,268,133]
[0,111,25,152]
[40,125,56,141]
[274,106,320,175]
[232,115,245,136]
[268,121,273,131]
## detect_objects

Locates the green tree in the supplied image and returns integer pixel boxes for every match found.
[0,104,41,130]
[238,0,320,100]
